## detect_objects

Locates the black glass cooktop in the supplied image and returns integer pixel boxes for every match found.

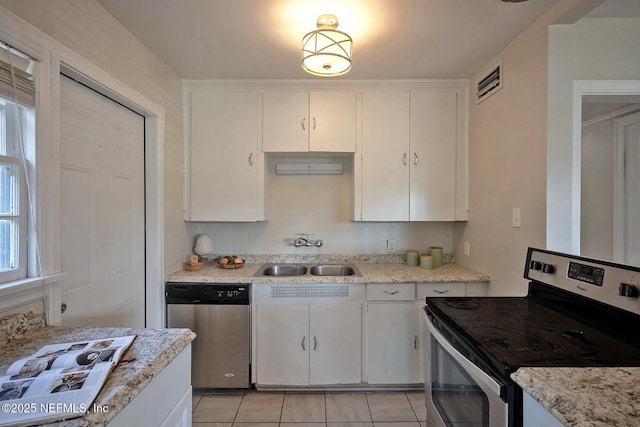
[425,283,640,381]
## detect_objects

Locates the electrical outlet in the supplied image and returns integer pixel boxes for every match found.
[512,207,522,228]
[387,239,397,253]
[464,241,470,256]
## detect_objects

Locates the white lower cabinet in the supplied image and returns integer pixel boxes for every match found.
[256,303,362,386]
[366,302,422,384]
[522,391,564,427]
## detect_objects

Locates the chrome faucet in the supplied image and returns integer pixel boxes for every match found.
[293,233,323,248]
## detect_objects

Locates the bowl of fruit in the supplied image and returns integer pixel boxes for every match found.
[218,255,244,269]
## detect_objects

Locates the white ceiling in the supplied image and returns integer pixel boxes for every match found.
[96,0,568,80]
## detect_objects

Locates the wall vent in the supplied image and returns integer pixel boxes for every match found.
[476,62,502,104]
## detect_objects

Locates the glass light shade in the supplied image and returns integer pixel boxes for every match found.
[301,29,352,77]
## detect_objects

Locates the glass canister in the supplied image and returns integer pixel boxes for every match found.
[406,250,419,266]
[430,246,443,267]
[420,255,433,269]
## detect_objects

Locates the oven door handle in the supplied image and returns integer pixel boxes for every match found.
[427,315,503,396]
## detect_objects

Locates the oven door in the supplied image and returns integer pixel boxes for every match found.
[423,310,508,427]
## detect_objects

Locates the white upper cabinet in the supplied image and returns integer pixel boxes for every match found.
[410,90,457,221]
[361,91,410,221]
[359,88,463,221]
[186,89,264,221]
[262,90,357,152]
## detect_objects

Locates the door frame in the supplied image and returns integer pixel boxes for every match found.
[613,111,640,263]
[51,55,165,328]
[562,80,640,255]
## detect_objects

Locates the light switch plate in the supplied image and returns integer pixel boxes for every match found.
[512,207,522,228]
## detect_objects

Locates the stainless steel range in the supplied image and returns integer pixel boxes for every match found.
[423,247,640,427]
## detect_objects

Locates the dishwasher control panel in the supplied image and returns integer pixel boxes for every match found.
[165,283,250,305]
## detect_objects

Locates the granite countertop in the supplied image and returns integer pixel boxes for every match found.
[512,367,640,427]
[0,324,196,426]
[166,257,490,285]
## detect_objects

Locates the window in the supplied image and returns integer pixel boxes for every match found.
[0,44,35,284]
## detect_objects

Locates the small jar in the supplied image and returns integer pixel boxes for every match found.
[420,255,433,270]
[406,250,419,266]
[430,246,443,267]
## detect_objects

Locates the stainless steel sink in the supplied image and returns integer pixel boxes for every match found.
[255,263,361,277]
[309,265,357,276]
[258,264,308,276]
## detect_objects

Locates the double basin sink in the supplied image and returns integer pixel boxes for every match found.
[255,263,361,277]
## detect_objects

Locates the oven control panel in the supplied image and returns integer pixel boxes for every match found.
[567,262,605,286]
[525,248,640,314]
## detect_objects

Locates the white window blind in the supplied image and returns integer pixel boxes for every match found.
[0,44,35,107]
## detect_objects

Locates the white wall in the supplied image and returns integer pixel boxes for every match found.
[453,0,596,296]
[0,0,187,274]
[188,155,455,256]
[547,17,640,254]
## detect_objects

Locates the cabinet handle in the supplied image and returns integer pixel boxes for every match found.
[414,335,418,349]
[434,289,448,294]
[402,153,407,166]
[313,116,316,130]
[384,290,399,295]
[248,153,253,166]
[314,336,318,351]
[301,336,306,351]
[302,117,306,131]
[414,152,419,166]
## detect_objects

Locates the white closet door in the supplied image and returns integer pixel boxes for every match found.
[60,75,145,327]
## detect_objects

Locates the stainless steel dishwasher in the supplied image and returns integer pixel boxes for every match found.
[166,282,250,388]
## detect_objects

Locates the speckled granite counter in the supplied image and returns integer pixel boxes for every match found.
[166,257,490,285]
[512,367,640,427]
[0,325,195,426]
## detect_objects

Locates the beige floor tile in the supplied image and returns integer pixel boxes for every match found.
[326,392,372,422]
[366,392,417,422]
[193,424,233,427]
[280,424,327,427]
[231,424,279,427]
[405,391,427,422]
[235,392,284,422]
[281,393,326,422]
[193,389,205,411]
[193,394,244,423]
[327,423,373,427]
[373,423,421,427]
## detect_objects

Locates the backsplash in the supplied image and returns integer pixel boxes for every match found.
[0,312,46,345]
[201,253,455,265]
[186,155,456,258]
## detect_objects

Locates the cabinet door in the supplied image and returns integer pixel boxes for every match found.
[262,91,309,152]
[256,304,309,385]
[189,90,260,221]
[309,91,357,152]
[361,91,410,221]
[366,303,421,384]
[410,90,457,220]
[309,304,362,385]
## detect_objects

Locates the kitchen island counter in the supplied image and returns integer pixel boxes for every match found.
[166,260,490,284]
[0,322,195,426]
[512,367,640,427]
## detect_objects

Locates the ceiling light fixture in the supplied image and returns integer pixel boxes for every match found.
[301,14,352,77]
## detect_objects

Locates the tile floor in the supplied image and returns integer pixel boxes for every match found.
[192,390,427,427]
